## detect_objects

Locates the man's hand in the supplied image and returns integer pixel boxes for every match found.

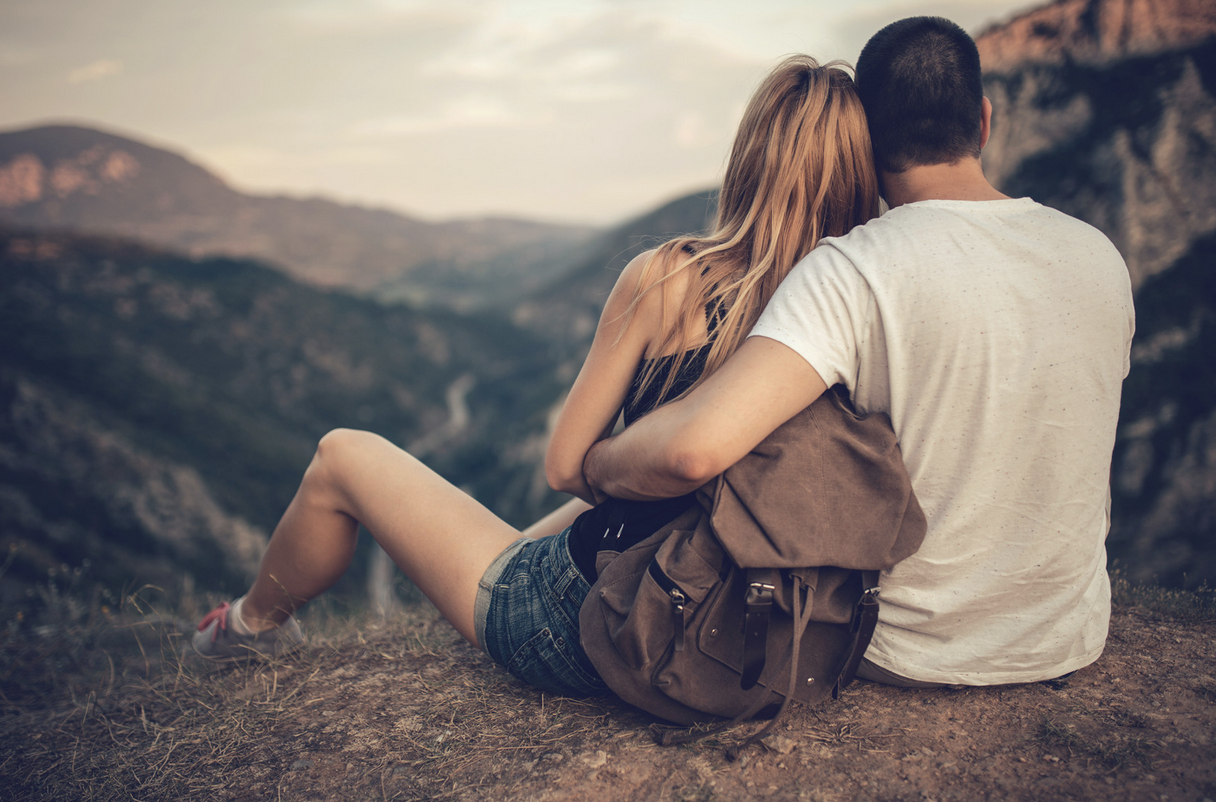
[583,337,828,501]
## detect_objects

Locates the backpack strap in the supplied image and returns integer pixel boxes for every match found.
[654,569,880,760]
[655,571,811,756]
[724,571,817,760]
[740,568,779,690]
[833,570,882,698]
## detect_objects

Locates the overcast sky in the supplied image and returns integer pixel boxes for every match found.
[1,0,1038,225]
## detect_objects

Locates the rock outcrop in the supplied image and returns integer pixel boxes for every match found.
[977,0,1216,71]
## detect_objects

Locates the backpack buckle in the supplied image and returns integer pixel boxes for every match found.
[741,576,776,690]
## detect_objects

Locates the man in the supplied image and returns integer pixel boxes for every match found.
[583,16,1134,686]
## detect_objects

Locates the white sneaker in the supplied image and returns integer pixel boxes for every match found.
[192,601,304,661]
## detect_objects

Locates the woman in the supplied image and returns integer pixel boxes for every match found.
[193,56,880,696]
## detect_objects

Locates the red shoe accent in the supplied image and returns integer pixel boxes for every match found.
[198,602,231,643]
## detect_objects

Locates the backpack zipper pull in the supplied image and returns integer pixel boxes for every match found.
[669,587,687,652]
[647,559,689,653]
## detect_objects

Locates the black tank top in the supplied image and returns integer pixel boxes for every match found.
[567,300,721,581]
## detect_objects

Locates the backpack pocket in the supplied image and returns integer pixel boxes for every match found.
[596,527,722,670]
[697,566,859,705]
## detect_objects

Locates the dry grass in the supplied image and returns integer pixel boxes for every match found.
[0,583,652,801]
[1036,715,1154,769]
[1109,566,1216,622]
[2,572,1215,802]
[2,588,304,800]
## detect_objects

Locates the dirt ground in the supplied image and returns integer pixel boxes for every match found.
[3,600,1215,801]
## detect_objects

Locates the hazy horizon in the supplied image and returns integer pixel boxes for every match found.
[1,0,1039,226]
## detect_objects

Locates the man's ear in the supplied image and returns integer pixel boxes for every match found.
[979,96,993,150]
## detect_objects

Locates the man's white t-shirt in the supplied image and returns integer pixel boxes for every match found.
[750,197,1135,685]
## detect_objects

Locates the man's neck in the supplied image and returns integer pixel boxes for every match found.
[879,158,1009,208]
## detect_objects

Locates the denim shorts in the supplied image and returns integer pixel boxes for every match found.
[475,528,607,696]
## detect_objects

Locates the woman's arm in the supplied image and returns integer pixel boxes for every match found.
[583,336,827,501]
[545,248,680,504]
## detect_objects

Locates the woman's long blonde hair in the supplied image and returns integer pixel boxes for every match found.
[625,55,880,405]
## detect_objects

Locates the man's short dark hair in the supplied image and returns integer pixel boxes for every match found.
[855,16,984,173]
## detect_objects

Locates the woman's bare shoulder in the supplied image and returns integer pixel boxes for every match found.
[613,244,706,358]
[618,246,694,308]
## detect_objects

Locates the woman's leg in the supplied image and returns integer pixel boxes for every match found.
[240,428,522,646]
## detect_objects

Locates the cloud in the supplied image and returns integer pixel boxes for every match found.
[672,110,712,149]
[67,58,123,84]
[787,0,1043,63]
[347,95,533,137]
[277,0,482,31]
[296,5,770,220]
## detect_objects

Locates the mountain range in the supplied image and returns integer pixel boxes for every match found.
[1,0,1214,604]
[0,124,595,307]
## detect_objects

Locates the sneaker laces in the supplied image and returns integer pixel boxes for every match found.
[198,602,231,644]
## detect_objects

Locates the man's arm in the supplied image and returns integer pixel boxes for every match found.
[583,336,828,501]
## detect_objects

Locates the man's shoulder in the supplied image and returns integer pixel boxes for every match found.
[820,197,1120,266]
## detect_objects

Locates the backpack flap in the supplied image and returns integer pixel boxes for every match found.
[705,386,926,571]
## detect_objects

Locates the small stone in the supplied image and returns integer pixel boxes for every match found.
[583,750,608,769]
[289,760,313,771]
[769,735,797,755]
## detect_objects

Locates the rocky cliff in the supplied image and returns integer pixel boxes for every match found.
[978,0,1216,588]
[977,0,1216,72]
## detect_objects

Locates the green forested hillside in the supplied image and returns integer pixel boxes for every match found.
[0,184,722,608]
[0,228,565,601]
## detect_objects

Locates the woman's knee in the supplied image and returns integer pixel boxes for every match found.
[308,428,384,494]
[316,427,379,460]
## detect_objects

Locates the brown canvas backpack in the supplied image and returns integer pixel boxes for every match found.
[579,387,926,754]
